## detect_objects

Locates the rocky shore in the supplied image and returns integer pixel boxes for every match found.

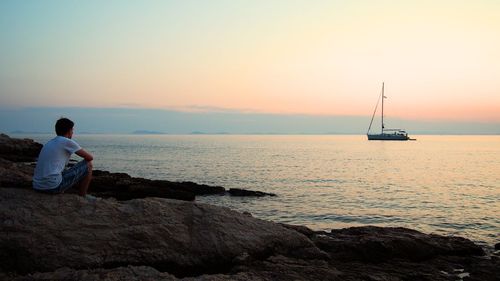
[0,133,276,200]
[0,134,498,280]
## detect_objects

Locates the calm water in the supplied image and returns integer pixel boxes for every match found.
[23,134,500,246]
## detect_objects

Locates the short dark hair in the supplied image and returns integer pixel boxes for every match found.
[55,118,74,136]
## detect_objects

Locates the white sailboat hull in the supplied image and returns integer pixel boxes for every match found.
[367,133,409,141]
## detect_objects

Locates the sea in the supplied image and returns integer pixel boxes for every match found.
[19,134,500,247]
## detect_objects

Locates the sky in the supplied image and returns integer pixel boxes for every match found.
[1,0,500,133]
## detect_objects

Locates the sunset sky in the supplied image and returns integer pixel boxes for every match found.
[1,0,500,125]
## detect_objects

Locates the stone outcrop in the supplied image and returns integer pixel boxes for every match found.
[0,133,42,162]
[0,158,34,188]
[89,170,215,201]
[1,188,498,281]
[90,170,276,200]
[89,170,278,200]
[9,263,340,281]
[312,226,485,262]
[0,188,325,277]
[10,266,179,281]
[228,188,276,197]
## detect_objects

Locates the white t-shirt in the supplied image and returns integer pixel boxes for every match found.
[33,136,82,190]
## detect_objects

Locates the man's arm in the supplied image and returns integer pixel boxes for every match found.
[75,149,94,162]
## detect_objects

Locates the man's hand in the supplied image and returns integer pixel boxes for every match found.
[75,149,94,162]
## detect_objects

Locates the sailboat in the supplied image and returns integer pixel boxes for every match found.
[367,83,411,141]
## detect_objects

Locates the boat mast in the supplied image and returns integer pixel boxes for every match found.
[381,82,385,133]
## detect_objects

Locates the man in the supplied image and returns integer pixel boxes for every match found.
[33,118,94,198]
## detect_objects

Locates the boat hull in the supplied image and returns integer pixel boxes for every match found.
[367,134,409,141]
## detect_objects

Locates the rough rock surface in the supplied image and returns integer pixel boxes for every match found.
[0,158,34,188]
[1,188,498,281]
[312,226,485,262]
[0,133,42,162]
[0,188,325,277]
[11,262,340,281]
[10,266,178,281]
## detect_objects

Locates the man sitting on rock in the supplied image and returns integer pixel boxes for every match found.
[32,118,95,199]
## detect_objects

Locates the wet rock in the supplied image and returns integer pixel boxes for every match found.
[228,188,276,197]
[0,133,42,162]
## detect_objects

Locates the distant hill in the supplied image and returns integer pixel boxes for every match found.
[131,130,167,135]
[9,130,50,134]
[190,131,230,135]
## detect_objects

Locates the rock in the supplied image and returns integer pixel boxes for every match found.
[0,133,42,162]
[13,266,179,281]
[12,262,341,281]
[1,188,498,281]
[312,226,485,262]
[90,171,274,201]
[90,170,228,201]
[0,158,34,188]
[495,242,500,250]
[176,181,226,195]
[279,223,316,238]
[0,188,325,277]
[90,170,196,201]
[462,257,500,281]
[228,188,276,197]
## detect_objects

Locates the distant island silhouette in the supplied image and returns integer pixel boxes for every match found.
[131,130,167,135]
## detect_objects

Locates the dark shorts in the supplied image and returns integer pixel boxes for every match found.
[43,160,89,193]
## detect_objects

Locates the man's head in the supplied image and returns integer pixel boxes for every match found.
[55,118,74,138]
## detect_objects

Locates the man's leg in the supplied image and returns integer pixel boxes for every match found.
[76,161,93,196]
[59,160,92,195]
